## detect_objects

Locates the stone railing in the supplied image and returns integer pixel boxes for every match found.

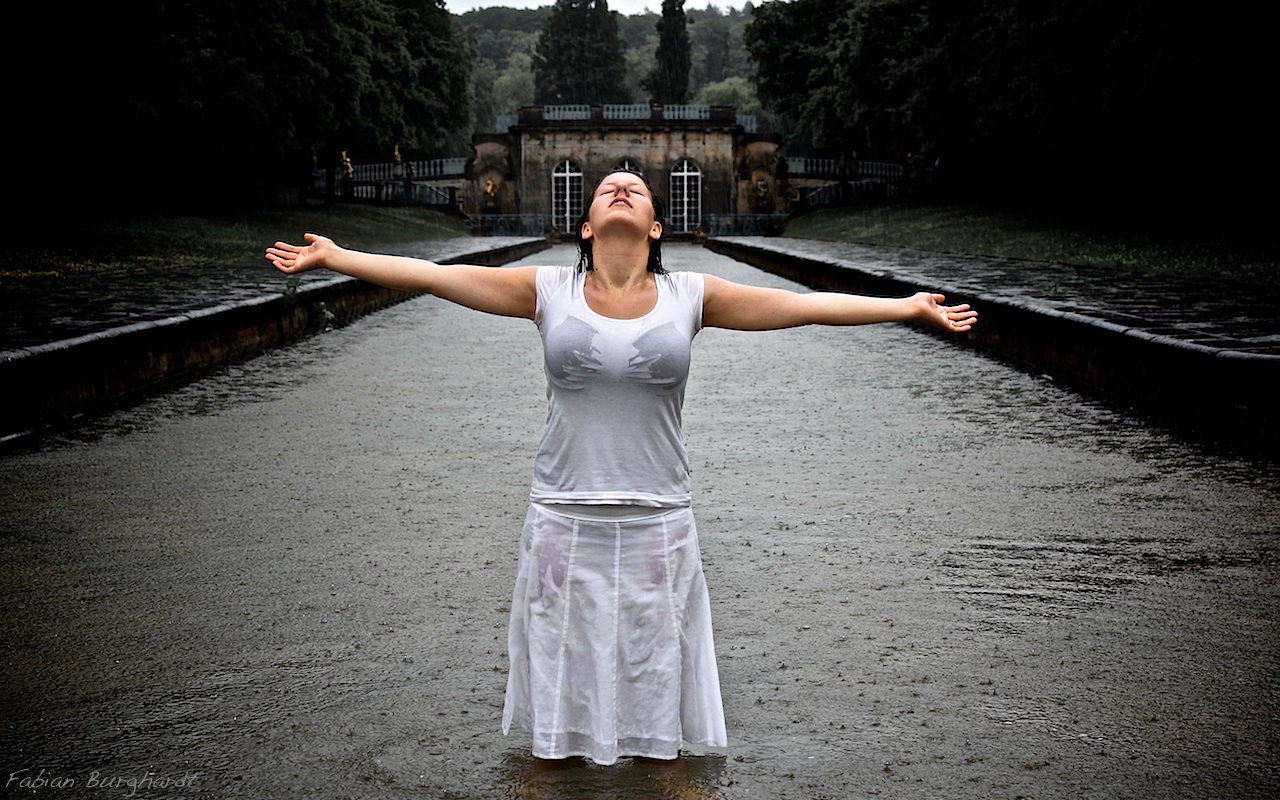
[342,158,468,182]
[522,105,742,127]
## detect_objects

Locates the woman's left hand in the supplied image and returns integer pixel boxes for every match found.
[916,292,977,333]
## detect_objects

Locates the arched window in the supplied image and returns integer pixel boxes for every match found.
[613,159,643,175]
[552,160,584,234]
[669,159,701,234]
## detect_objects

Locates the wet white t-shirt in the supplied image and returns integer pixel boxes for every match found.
[529,265,704,507]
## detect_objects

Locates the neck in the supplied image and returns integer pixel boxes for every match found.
[588,239,651,289]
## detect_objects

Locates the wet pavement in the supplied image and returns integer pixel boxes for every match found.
[1,243,1277,799]
[0,237,539,350]
[716,237,1280,356]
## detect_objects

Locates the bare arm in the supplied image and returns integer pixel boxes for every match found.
[265,233,538,319]
[701,274,976,333]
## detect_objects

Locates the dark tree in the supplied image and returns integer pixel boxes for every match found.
[644,0,692,104]
[26,0,471,211]
[533,0,632,104]
[744,0,1264,223]
[687,6,754,98]
[744,0,848,150]
[460,6,550,69]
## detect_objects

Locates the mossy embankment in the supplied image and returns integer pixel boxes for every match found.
[1,206,469,288]
[780,202,1277,287]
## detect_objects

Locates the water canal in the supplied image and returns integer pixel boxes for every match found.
[2,244,1276,798]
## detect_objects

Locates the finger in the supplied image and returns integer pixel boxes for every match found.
[940,308,976,326]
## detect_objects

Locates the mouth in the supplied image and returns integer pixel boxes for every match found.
[610,198,632,207]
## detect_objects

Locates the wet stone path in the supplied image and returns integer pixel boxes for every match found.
[0,237,537,349]
[720,237,1280,355]
[1,243,1276,799]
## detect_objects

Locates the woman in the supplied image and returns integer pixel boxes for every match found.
[266,168,976,765]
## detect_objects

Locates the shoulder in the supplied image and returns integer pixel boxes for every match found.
[660,271,706,329]
[699,272,731,296]
[537,264,576,281]
[534,265,579,323]
[661,270,705,295]
[536,264,578,292]
[700,273,756,308]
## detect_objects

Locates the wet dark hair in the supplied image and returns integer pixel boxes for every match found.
[574,168,667,274]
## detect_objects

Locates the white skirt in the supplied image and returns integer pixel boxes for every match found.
[502,503,727,764]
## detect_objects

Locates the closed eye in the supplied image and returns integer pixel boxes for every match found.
[599,182,648,198]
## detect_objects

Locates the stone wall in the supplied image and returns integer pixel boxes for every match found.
[518,129,736,220]
[464,106,788,228]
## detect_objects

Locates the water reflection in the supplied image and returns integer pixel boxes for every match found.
[495,750,727,800]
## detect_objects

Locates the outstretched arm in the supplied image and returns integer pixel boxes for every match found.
[701,274,976,333]
[265,233,538,320]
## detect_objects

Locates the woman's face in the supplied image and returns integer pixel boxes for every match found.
[582,172,662,242]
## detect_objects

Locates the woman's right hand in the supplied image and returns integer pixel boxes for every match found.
[265,233,337,275]
[265,235,539,320]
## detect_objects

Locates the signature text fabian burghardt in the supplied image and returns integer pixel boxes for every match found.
[6,768,200,796]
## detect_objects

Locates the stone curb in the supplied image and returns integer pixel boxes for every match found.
[707,238,1279,453]
[0,239,552,444]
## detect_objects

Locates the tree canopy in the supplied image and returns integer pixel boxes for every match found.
[459,3,755,126]
[533,0,632,105]
[35,0,471,210]
[688,8,754,91]
[643,1,692,105]
[745,0,1266,219]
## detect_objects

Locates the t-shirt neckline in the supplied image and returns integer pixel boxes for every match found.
[578,270,663,323]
